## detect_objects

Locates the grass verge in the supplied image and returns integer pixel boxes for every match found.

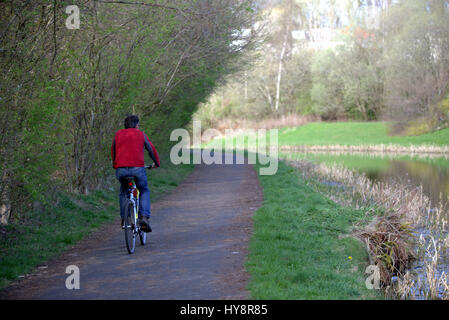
[0,153,194,289]
[246,158,382,299]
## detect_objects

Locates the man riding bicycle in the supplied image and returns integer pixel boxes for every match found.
[111,115,160,232]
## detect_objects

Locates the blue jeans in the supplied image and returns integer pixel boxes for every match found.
[115,167,151,219]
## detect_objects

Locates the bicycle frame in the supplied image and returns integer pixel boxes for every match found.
[127,181,140,223]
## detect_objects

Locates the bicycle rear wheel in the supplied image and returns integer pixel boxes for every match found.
[124,201,136,254]
[139,229,146,246]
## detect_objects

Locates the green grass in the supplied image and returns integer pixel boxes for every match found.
[246,159,381,299]
[205,121,449,152]
[0,153,194,289]
[278,122,449,147]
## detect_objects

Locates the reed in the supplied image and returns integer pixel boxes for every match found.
[280,149,449,161]
[281,144,449,155]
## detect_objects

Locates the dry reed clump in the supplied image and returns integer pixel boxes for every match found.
[359,215,416,286]
[287,159,449,299]
[281,144,449,155]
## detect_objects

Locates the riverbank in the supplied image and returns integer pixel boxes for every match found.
[284,158,449,299]
[246,159,381,299]
[0,154,194,289]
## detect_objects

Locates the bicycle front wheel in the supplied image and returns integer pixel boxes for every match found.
[124,201,136,254]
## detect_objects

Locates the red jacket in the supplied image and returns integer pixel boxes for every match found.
[111,128,160,169]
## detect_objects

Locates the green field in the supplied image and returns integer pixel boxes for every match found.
[206,122,449,151]
[246,159,381,299]
[278,122,449,146]
[0,154,194,289]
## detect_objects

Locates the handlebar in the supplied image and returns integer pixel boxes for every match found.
[145,164,157,170]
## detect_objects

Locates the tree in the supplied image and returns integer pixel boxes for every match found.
[383,0,449,123]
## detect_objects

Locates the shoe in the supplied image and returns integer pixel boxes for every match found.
[139,216,152,233]
[121,217,125,229]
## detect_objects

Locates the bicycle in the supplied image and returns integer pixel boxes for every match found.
[122,164,154,254]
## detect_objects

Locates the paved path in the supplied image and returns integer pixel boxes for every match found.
[1,154,263,300]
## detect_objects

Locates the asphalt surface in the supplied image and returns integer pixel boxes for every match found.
[1,153,263,300]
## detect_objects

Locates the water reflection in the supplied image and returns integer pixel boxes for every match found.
[369,160,449,207]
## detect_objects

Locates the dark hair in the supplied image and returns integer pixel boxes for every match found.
[124,115,139,129]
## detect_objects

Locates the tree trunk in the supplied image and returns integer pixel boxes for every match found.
[0,170,11,225]
[275,25,289,112]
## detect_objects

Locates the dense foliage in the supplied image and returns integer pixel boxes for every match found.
[0,0,260,223]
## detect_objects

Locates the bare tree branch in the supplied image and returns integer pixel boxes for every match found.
[93,0,204,16]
